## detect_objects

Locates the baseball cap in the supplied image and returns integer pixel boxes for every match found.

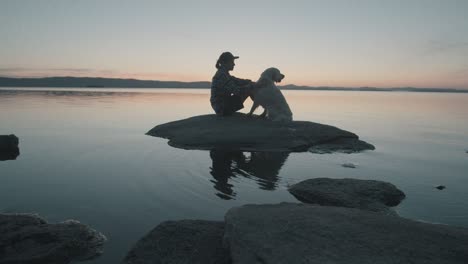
[218,52,239,63]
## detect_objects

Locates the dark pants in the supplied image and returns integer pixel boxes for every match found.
[217,86,253,116]
[223,95,245,116]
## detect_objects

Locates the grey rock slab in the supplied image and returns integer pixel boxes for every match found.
[146,113,375,152]
[0,134,19,161]
[122,220,230,264]
[288,178,405,213]
[224,203,468,264]
[0,213,106,264]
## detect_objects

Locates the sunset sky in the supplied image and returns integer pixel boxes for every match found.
[1,0,467,88]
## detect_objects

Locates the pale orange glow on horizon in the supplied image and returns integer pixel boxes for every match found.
[1,67,467,89]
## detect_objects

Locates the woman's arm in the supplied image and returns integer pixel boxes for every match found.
[212,71,244,95]
[231,75,253,86]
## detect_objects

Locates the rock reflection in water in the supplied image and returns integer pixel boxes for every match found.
[209,149,290,200]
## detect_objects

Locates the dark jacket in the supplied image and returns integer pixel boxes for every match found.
[210,66,251,115]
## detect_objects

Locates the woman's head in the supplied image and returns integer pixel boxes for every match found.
[215,52,239,70]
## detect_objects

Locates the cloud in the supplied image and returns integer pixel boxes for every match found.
[448,64,468,79]
[421,40,468,57]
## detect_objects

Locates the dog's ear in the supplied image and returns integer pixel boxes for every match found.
[274,69,281,79]
[261,68,274,80]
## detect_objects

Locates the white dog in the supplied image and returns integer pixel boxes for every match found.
[248,68,293,121]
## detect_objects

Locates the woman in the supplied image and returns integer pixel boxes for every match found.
[210,52,255,116]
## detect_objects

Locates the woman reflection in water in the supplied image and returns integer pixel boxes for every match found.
[210,52,256,116]
[209,149,290,200]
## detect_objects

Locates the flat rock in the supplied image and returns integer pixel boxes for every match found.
[224,203,468,264]
[122,220,229,264]
[146,114,375,152]
[288,178,405,213]
[0,134,19,161]
[0,213,106,264]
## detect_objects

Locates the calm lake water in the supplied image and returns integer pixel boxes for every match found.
[1,88,468,263]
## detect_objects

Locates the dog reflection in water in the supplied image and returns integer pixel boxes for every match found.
[209,149,290,200]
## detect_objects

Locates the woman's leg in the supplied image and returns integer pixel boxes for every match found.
[223,95,244,116]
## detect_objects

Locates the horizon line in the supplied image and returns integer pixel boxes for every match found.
[0,75,467,91]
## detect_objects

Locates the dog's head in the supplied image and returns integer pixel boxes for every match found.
[260,67,285,83]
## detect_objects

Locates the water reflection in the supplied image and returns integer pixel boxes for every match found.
[209,149,290,200]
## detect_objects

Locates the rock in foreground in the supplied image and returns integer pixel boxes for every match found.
[122,220,229,264]
[0,134,19,161]
[146,114,374,152]
[0,213,106,264]
[288,178,405,213]
[224,203,468,264]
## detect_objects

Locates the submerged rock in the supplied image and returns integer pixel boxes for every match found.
[308,137,374,153]
[288,178,405,213]
[0,134,19,161]
[341,162,357,168]
[146,113,374,152]
[0,213,106,264]
[224,203,468,264]
[122,220,229,264]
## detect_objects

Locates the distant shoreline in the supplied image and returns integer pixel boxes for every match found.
[1,76,467,93]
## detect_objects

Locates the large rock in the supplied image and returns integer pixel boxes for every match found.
[0,134,19,161]
[146,114,374,152]
[0,213,106,264]
[288,178,405,213]
[224,203,468,264]
[122,220,230,264]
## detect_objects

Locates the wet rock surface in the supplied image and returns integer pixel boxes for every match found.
[224,203,468,264]
[121,200,468,264]
[122,220,229,264]
[0,213,106,264]
[288,178,405,213]
[146,113,375,152]
[0,134,19,161]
